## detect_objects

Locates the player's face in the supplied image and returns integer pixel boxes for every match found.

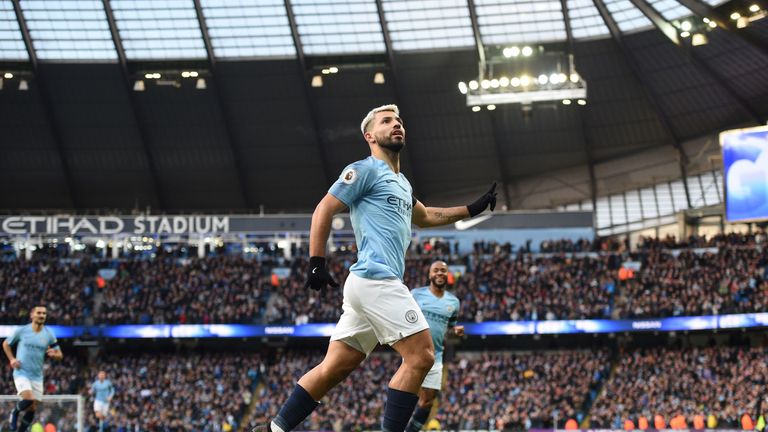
[98,371,106,380]
[31,307,47,324]
[429,262,449,289]
[370,111,405,152]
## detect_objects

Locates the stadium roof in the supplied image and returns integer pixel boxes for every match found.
[0,0,733,61]
[0,0,766,213]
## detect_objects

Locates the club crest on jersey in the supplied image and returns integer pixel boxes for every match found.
[405,310,419,323]
[342,169,357,184]
[446,305,454,313]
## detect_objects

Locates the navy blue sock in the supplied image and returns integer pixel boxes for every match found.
[406,405,431,432]
[15,400,33,412]
[382,388,419,432]
[10,400,33,431]
[272,384,319,431]
[18,410,34,432]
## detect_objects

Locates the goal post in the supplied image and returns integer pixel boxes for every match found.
[0,395,84,432]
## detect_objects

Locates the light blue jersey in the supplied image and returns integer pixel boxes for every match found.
[92,379,115,402]
[329,156,413,280]
[411,287,460,363]
[6,324,58,381]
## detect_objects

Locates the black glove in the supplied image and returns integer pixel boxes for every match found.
[467,182,498,217]
[304,256,339,293]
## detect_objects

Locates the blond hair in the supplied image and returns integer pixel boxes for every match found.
[360,104,399,135]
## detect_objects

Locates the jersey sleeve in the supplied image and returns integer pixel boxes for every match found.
[47,328,59,349]
[328,160,376,207]
[448,297,460,327]
[108,381,115,398]
[6,326,23,346]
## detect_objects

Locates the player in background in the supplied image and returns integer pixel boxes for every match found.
[268,104,496,432]
[2,306,63,432]
[406,260,463,432]
[90,370,115,432]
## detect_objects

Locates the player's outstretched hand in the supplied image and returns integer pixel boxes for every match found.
[9,358,21,369]
[304,256,340,294]
[467,182,498,217]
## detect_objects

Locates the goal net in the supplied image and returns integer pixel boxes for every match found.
[0,395,84,432]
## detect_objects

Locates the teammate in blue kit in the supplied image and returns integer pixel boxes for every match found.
[406,261,463,432]
[2,306,63,432]
[90,371,115,432]
[269,104,497,432]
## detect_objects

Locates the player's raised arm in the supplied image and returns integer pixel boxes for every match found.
[304,193,348,292]
[412,182,497,228]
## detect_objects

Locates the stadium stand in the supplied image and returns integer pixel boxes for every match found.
[4,344,761,431]
[437,350,610,430]
[1,233,766,325]
[589,346,767,429]
[85,352,260,431]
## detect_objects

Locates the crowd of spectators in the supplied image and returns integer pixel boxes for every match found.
[615,247,768,318]
[539,237,627,253]
[1,232,767,326]
[636,231,767,250]
[0,258,95,325]
[87,352,261,431]
[439,350,610,430]
[97,255,273,324]
[590,345,767,429]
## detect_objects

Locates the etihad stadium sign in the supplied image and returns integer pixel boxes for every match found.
[0,215,230,235]
[0,211,588,236]
[0,214,354,236]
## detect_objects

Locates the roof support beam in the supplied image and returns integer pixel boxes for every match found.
[592,0,692,209]
[627,0,681,45]
[487,112,513,209]
[467,0,512,209]
[192,0,252,209]
[373,0,423,197]
[562,0,597,209]
[579,110,599,211]
[628,0,764,125]
[676,0,768,57]
[102,0,166,209]
[12,0,78,208]
[283,0,333,186]
[466,0,487,77]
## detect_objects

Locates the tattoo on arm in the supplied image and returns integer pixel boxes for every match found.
[430,208,465,225]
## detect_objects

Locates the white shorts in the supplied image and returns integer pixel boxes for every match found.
[94,400,110,416]
[422,362,443,390]
[331,272,429,355]
[14,376,43,401]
